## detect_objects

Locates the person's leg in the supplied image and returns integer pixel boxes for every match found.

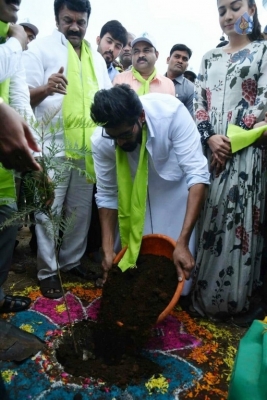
[0,203,31,312]
[60,160,93,272]
[35,164,70,297]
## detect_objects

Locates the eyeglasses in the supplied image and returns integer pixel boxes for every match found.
[101,122,137,140]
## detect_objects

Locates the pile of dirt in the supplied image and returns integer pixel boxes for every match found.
[56,254,178,387]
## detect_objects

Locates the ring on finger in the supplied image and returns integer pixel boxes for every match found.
[55,83,59,88]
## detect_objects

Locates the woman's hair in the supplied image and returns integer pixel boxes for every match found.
[248,0,262,41]
[90,84,143,128]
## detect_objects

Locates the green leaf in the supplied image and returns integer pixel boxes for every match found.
[235,213,241,225]
[216,280,220,287]
[244,257,252,266]
[219,269,225,278]
[230,77,237,89]
[227,66,235,75]
[224,281,231,286]
[227,220,234,231]
[239,66,250,79]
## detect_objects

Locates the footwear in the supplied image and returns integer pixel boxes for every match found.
[232,303,267,328]
[186,304,202,318]
[0,295,31,314]
[68,266,103,281]
[9,263,26,274]
[39,275,63,299]
[68,266,86,279]
[0,319,44,361]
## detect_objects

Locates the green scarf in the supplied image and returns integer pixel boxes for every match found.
[116,125,148,272]
[63,41,99,181]
[0,21,16,205]
[132,67,157,95]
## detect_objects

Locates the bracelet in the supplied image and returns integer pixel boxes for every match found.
[197,121,215,146]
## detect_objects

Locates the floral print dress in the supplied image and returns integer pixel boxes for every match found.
[193,41,267,317]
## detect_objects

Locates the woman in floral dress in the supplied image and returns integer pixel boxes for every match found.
[192,0,267,318]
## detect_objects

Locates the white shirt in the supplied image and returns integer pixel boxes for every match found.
[22,30,112,156]
[91,92,210,210]
[0,37,34,119]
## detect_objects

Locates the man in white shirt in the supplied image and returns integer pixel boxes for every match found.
[23,0,111,298]
[90,84,210,286]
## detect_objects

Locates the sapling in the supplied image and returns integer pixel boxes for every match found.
[1,108,95,354]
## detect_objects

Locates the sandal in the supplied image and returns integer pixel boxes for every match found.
[39,275,63,299]
[0,295,31,314]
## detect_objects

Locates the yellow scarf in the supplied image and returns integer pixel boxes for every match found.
[132,67,157,95]
[62,41,99,181]
[0,21,16,205]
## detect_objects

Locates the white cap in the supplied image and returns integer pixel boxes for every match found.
[131,32,157,50]
[19,19,39,37]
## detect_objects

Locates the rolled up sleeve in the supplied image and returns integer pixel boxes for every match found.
[91,128,118,209]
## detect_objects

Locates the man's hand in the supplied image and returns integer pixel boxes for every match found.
[8,24,28,50]
[0,102,41,172]
[45,67,68,96]
[101,249,116,285]
[173,240,194,281]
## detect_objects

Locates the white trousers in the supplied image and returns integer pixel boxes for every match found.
[36,159,93,280]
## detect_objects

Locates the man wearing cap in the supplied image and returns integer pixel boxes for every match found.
[113,32,174,96]
[19,21,39,43]
[96,20,127,82]
[22,0,111,298]
[166,44,194,117]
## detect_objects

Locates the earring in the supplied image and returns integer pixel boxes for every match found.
[234,12,254,35]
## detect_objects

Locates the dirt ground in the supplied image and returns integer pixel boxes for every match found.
[4,226,102,294]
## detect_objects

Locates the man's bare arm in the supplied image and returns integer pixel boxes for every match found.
[98,207,118,283]
[173,183,207,280]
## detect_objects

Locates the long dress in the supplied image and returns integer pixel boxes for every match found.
[193,41,267,317]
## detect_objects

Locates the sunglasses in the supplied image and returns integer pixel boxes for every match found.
[101,120,141,140]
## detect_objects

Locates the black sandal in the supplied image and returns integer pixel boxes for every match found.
[39,275,63,299]
[0,295,31,313]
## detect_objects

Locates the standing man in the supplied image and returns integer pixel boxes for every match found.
[90,84,210,285]
[113,33,174,96]
[166,44,194,116]
[19,20,39,43]
[118,32,135,71]
[23,0,111,298]
[96,20,127,82]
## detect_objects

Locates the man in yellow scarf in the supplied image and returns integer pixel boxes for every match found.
[113,33,175,96]
[90,84,210,285]
[23,0,111,298]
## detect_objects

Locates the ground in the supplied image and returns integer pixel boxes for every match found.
[1,226,249,400]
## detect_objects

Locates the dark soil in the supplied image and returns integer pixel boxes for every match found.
[56,254,177,387]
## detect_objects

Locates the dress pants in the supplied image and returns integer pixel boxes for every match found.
[36,159,93,281]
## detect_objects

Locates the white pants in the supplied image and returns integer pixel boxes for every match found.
[36,159,93,280]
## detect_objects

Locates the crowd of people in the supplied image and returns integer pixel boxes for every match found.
[1,0,267,364]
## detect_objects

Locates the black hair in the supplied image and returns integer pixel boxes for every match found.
[54,0,91,22]
[247,0,262,41]
[184,70,197,81]
[90,84,143,128]
[216,40,229,47]
[99,20,128,47]
[169,44,192,59]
